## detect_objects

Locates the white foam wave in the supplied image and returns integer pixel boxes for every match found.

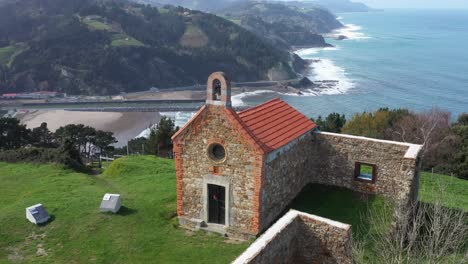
[309,59,355,94]
[136,111,196,138]
[295,46,339,57]
[336,16,343,20]
[328,24,370,40]
[136,123,157,138]
[160,111,196,128]
[232,90,276,107]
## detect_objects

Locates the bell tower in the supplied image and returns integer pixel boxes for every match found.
[206,72,231,108]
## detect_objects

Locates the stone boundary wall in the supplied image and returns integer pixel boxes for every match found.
[232,210,352,264]
[260,131,422,231]
[261,132,315,230]
[311,132,422,203]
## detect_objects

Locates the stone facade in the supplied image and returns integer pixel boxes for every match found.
[174,105,262,237]
[173,72,422,240]
[233,210,352,264]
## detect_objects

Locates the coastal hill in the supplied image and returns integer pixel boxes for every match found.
[295,0,375,13]
[0,0,301,95]
[220,1,343,49]
[136,1,343,49]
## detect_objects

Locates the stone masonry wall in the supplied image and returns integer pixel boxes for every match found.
[261,131,421,232]
[296,214,352,264]
[310,132,421,203]
[261,132,316,230]
[248,218,300,264]
[178,105,260,235]
[233,210,352,264]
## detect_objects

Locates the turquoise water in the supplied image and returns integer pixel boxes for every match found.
[240,9,468,119]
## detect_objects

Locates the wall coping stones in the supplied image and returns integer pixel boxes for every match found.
[317,131,423,159]
[232,209,351,264]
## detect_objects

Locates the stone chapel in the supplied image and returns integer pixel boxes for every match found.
[172,72,422,239]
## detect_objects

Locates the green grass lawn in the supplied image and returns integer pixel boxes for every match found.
[82,17,113,31]
[0,157,466,263]
[290,184,391,262]
[291,185,390,240]
[0,157,248,263]
[111,34,145,47]
[419,172,468,211]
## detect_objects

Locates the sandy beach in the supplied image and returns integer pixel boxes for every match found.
[20,110,161,147]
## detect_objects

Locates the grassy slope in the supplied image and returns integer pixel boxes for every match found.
[82,18,112,31]
[420,172,468,210]
[0,158,466,263]
[0,157,248,263]
[110,35,145,47]
[0,45,17,64]
[0,44,26,67]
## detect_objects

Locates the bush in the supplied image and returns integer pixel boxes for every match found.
[0,145,85,172]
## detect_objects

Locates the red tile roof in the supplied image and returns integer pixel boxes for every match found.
[237,98,317,152]
[172,98,317,154]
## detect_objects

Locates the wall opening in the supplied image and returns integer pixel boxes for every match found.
[354,162,377,183]
[208,143,226,162]
[208,184,226,225]
[212,79,222,101]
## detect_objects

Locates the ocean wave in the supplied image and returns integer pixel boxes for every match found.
[135,123,157,138]
[309,59,355,94]
[295,46,340,57]
[232,90,276,106]
[328,24,370,40]
[135,111,196,138]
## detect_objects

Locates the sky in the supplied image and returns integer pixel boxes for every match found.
[358,0,468,9]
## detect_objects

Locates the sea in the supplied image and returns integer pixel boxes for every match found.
[233,9,468,121]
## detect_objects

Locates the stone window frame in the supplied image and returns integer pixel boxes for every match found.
[354,162,377,183]
[207,139,228,164]
[202,174,231,229]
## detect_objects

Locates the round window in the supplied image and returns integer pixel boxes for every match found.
[208,143,226,162]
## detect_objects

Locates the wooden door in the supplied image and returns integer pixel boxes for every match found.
[208,184,225,225]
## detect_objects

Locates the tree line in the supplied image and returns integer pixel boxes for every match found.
[114,117,178,158]
[0,117,116,170]
[313,108,468,179]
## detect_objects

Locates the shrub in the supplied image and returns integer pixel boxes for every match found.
[0,144,85,171]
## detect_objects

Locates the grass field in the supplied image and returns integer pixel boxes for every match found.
[179,24,209,48]
[82,17,113,31]
[0,157,466,263]
[111,34,145,47]
[291,184,391,262]
[420,172,468,210]
[0,157,248,263]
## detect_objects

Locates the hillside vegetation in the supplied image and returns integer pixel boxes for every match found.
[0,156,466,263]
[220,1,343,49]
[0,0,297,95]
